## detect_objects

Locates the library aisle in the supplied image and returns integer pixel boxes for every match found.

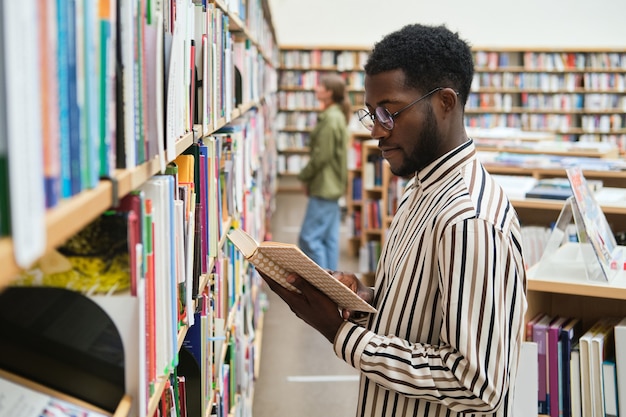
[252,193,361,417]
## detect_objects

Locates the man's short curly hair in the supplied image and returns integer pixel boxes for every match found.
[364,24,474,106]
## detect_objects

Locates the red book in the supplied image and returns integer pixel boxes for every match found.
[145,199,157,393]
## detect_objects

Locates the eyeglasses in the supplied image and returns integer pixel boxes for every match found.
[356,87,444,131]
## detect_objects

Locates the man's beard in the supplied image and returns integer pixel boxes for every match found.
[393,106,440,177]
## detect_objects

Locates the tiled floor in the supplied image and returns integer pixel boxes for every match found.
[252,193,361,417]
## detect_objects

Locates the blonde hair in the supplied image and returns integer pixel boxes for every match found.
[320,73,352,124]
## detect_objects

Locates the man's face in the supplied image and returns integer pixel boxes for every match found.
[363,69,443,177]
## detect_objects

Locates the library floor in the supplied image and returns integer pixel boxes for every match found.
[251,192,361,417]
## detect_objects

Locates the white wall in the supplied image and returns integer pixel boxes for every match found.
[268,0,626,48]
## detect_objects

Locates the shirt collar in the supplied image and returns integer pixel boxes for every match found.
[413,138,476,191]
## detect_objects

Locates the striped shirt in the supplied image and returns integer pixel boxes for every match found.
[334,139,527,417]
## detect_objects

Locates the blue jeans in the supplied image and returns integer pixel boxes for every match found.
[298,197,341,270]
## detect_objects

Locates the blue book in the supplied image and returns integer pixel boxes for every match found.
[182,312,203,366]
[56,0,72,198]
[560,318,582,417]
[83,0,100,189]
[97,7,113,177]
[67,0,82,195]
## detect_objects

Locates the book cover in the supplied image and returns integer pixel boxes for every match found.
[3,0,47,267]
[140,177,176,379]
[39,0,61,209]
[143,198,157,395]
[615,317,626,417]
[532,314,552,415]
[512,341,538,417]
[525,185,573,201]
[97,0,116,178]
[579,323,599,417]
[602,360,619,417]
[570,342,582,417]
[590,317,620,417]
[547,316,570,417]
[560,317,582,417]
[227,228,376,313]
[115,192,145,296]
[67,0,82,196]
[566,167,619,282]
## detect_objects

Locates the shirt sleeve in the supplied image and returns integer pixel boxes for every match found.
[333,218,526,414]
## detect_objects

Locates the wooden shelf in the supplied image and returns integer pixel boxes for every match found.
[528,273,626,300]
[0,132,193,290]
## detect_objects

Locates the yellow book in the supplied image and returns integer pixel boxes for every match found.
[174,154,195,183]
[227,228,376,313]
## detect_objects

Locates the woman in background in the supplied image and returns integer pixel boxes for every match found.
[297,73,350,270]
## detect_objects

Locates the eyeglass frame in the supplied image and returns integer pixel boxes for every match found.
[357,87,457,131]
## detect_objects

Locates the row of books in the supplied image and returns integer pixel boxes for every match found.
[471,72,626,91]
[478,151,626,171]
[473,51,626,71]
[275,111,318,131]
[363,154,385,190]
[278,90,319,110]
[525,314,626,417]
[465,114,523,129]
[278,70,366,90]
[358,240,382,275]
[276,153,310,175]
[467,92,626,112]
[4,108,268,417]
[276,131,310,151]
[280,49,369,71]
[0,0,278,269]
[363,199,383,230]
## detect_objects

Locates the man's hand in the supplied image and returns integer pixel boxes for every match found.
[257,269,345,343]
[330,271,374,320]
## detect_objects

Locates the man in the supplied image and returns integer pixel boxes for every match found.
[260,23,527,417]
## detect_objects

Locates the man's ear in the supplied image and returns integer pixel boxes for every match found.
[439,88,459,113]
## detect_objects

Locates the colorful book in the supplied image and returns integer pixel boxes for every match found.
[547,316,570,417]
[532,314,552,415]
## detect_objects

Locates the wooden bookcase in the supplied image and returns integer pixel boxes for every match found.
[0,1,278,416]
[275,45,370,192]
[468,48,626,154]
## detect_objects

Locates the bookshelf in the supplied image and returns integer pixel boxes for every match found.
[0,1,278,416]
[468,48,626,154]
[275,45,370,192]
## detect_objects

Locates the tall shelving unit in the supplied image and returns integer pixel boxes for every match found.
[0,1,279,416]
[468,48,626,152]
[275,45,370,192]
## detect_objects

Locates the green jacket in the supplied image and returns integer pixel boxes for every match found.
[298,104,348,200]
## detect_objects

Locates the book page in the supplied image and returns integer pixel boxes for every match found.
[228,229,376,313]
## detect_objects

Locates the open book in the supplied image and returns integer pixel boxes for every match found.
[227,228,376,313]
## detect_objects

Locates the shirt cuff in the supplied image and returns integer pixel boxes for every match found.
[333,321,374,369]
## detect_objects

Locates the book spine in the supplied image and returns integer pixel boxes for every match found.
[67,0,82,196]
[56,0,72,198]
